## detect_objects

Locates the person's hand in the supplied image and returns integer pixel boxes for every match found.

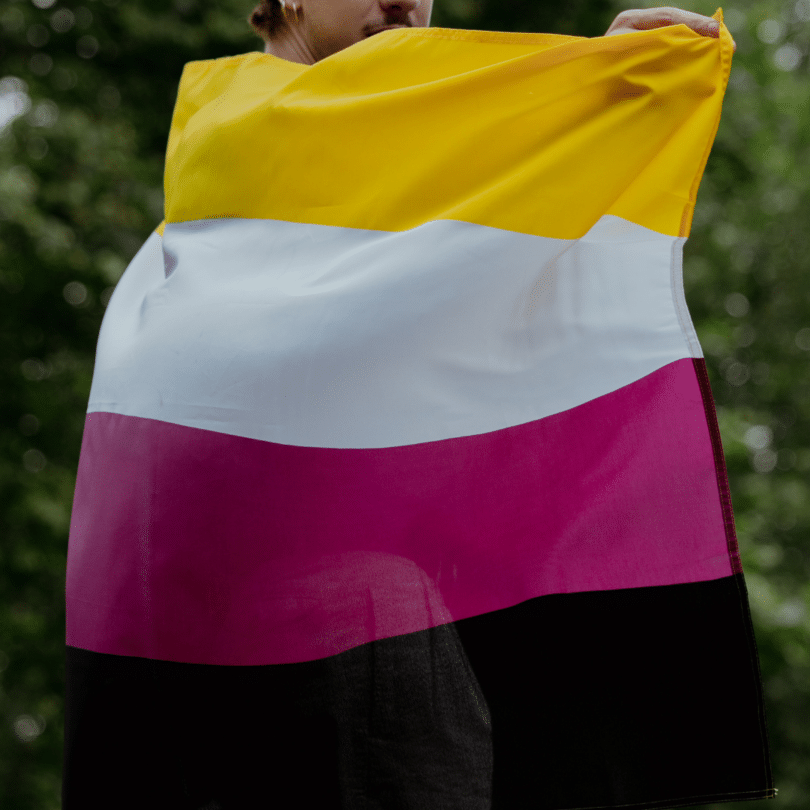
[604,7,737,52]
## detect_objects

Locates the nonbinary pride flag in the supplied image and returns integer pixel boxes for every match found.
[65,12,775,810]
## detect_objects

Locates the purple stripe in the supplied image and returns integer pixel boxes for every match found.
[692,357,743,574]
[67,358,734,665]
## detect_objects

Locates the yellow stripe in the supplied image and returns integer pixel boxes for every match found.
[163,17,732,239]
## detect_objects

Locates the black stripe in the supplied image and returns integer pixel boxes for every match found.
[64,574,773,809]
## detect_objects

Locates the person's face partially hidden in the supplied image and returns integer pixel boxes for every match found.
[269,0,434,63]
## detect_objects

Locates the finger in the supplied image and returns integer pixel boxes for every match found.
[632,7,720,36]
[608,7,720,37]
[605,7,737,49]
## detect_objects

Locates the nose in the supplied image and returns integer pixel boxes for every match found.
[379,0,421,11]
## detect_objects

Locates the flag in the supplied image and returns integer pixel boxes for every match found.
[64,12,775,809]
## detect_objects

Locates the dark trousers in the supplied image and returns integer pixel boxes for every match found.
[63,621,494,809]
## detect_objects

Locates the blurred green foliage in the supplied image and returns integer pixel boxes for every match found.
[0,0,807,806]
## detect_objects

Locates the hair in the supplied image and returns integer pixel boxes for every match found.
[248,0,283,43]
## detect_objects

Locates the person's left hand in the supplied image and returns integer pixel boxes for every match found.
[604,6,737,52]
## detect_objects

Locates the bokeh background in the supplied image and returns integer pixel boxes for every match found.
[1,0,807,806]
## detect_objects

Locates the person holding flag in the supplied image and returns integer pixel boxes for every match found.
[250,1,735,63]
[63,2,772,809]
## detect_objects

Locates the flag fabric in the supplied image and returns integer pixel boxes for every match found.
[64,13,775,810]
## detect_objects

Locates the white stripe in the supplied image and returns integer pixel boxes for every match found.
[88,216,702,449]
